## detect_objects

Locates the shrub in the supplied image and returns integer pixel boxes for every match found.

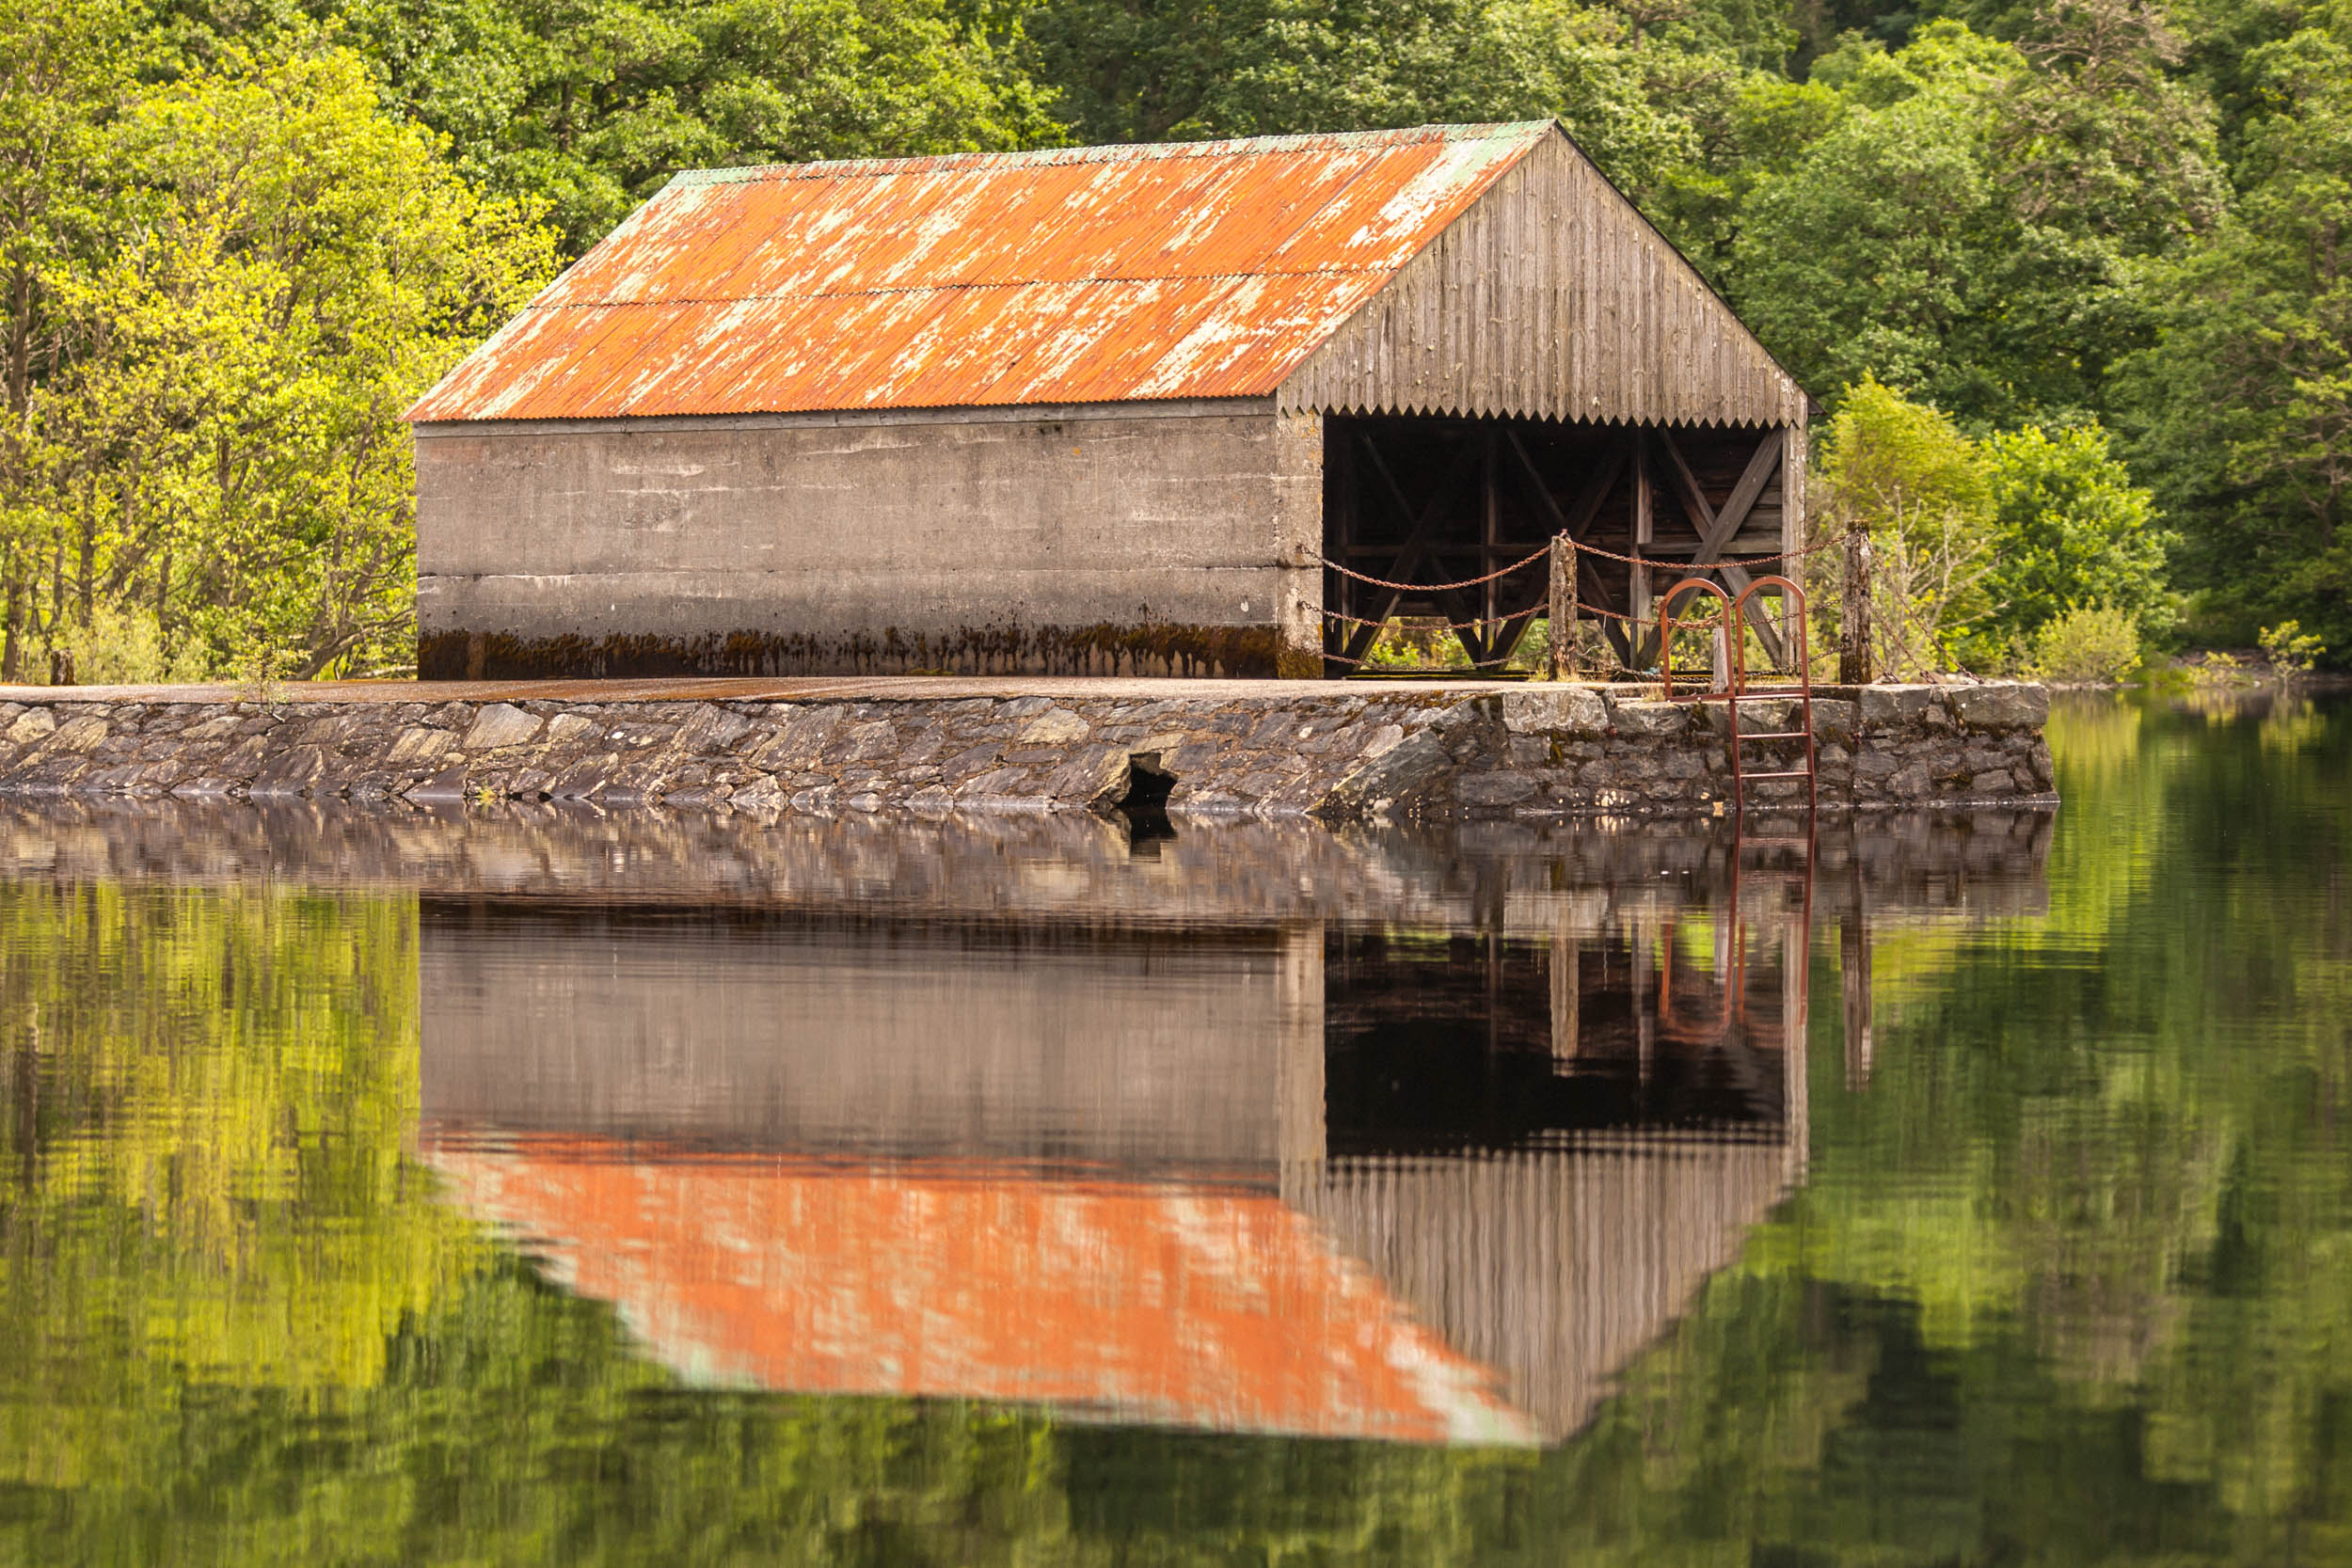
[2029,604,2141,683]
[2259,619,2326,675]
[1811,377,1994,678]
[49,604,213,686]
[1973,423,2175,661]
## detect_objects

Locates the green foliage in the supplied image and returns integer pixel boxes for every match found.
[1813,376,1994,673]
[2027,599,2141,679]
[2121,6,2352,665]
[2260,616,2325,672]
[307,0,1062,252]
[1025,0,1715,199]
[48,602,212,686]
[1817,382,2182,675]
[1363,615,1475,669]
[1731,10,2220,428]
[0,23,557,683]
[1972,420,2174,657]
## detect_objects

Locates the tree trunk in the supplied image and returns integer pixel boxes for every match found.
[1,562,20,684]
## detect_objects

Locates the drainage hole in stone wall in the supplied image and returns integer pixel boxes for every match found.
[1118,752,1178,855]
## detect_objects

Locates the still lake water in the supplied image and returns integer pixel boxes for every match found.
[0,689,2344,1565]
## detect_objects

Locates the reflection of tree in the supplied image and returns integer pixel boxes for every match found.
[0,885,478,1486]
[1559,690,2352,1562]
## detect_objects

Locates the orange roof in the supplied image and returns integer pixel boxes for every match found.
[405,123,1554,422]
[423,1134,1537,1445]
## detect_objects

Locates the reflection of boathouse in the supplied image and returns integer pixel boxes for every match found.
[407,818,1940,1446]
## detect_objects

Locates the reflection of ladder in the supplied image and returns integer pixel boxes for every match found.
[1660,575,1819,818]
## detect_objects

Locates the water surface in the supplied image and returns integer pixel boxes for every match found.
[0,690,2344,1564]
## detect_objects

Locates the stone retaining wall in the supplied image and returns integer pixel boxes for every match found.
[0,681,2052,820]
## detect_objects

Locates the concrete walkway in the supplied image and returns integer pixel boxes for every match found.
[0,674,1551,705]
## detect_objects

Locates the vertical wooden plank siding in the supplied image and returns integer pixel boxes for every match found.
[1279,131,1806,430]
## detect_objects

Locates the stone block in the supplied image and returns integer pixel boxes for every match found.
[1949,682,2050,731]
[1858,686,1943,727]
[405,765,469,804]
[3,709,53,744]
[1611,701,1689,737]
[247,746,327,798]
[1969,769,2015,795]
[1809,700,1858,740]
[216,736,270,775]
[388,726,454,767]
[1321,726,1454,817]
[462,703,542,751]
[831,720,899,764]
[1506,735,1551,768]
[548,753,618,800]
[1041,744,1130,803]
[1500,687,1609,736]
[1454,771,1537,808]
[675,703,756,752]
[747,705,842,769]
[46,717,108,753]
[1018,707,1091,746]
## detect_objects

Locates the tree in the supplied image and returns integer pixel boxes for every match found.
[2120,14,2352,660]
[267,0,1062,252]
[1730,16,2220,429]
[11,45,556,679]
[1969,421,2174,661]
[1811,376,1995,673]
[1732,25,2029,420]
[1021,0,1744,205]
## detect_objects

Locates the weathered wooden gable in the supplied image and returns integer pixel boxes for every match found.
[1278,130,1806,428]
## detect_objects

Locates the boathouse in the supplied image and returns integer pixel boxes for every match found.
[405,120,1809,680]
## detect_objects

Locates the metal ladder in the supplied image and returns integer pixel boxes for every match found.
[1658,575,1819,819]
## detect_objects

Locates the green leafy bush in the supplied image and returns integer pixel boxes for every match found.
[2029,604,2142,683]
[1973,424,2175,661]
[2260,620,2327,675]
[49,604,211,687]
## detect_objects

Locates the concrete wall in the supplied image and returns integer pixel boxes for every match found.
[414,400,1327,679]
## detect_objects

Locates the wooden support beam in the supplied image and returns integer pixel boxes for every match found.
[1502,432,1634,664]
[1656,428,1788,665]
[1632,429,1654,663]
[1343,436,1486,665]
[1550,926,1580,1061]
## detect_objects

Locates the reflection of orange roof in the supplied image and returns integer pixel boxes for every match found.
[405,124,1549,422]
[423,1135,1535,1446]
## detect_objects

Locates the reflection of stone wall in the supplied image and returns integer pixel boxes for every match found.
[0,681,2051,819]
[0,797,2053,928]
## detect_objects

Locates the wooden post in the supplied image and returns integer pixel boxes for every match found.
[1838,530,1873,687]
[1840,912,1872,1090]
[1631,430,1654,664]
[1548,535,1577,680]
[1549,924,1580,1060]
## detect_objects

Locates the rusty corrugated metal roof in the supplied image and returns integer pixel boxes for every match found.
[406,123,1555,422]
[424,1135,1539,1444]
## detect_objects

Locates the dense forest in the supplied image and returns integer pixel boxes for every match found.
[3,0,2344,678]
